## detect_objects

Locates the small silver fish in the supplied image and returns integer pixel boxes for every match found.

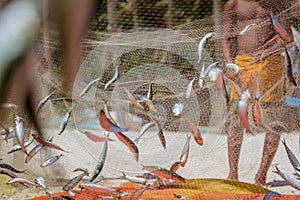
[63,172,87,192]
[90,142,107,182]
[134,122,155,143]
[225,63,240,74]
[203,62,219,77]
[40,154,64,167]
[273,165,300,191]
[179,134,191,167]
[281,139,300,172]
[104,66,118,90]
[59,106,73,135]
[80,77,101,97]
[34,177,47,189]
[7,177,38,187]
[36,91,55,113]
[8,137,34,154]
[121,171,147,185]
[292,26,300,49]
[198,32,215,63]
[79,183,116,194]
[14,116,26,154]
[25,144,43,163]
[186,78,195,99]
[147,83,154,100]
[238,23,256,35]
[172,103,183,117]
[1,103,17,109]
[198,64,205,88]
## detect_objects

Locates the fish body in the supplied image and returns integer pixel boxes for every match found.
[172,103,183,117]
[281,139,300,172]
[225,63,240,74]
[186,78,195,99]
[238,23,256,35]
[187,120,203,146]
[273,165,300,190]
[198,64,205,88]
[104,100,118,125]
[284,47,297,86]
[123,87,145,111]
[79,183,116,194]
[34,177,47,189]
[4,128,15,142]
[179,135,191,167]
[114,132,139,161]
[25,144,43,163]
[80,77,101,97]
[134,122,155,143]
[149,115,166,149]
[63,172,86,192]
[292,26,300,49]
[0,169,17,179]
[121,171,147,185]
[59,106,73,135]
[32,134,68,152]
[99,110,127,132]
[0,161,25,173]
[170,161,183,173]
[130,187,148,200]
[142,165,185,182]
[198,32,215,63]
[7,177,38,187]
[40,154,63,167]
[8,137,34,154]
[253,92,262,126]
[14,116,26,154]
[139,96,157,112]
[104,66,119,90]
[90,142,107,182]
[80,130,114,143]
[36,91,54,113]
[237,89,252,134]
[270,13,292,43]
[147,83,154,100]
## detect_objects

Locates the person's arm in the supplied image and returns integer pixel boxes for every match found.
[221,0,237,64]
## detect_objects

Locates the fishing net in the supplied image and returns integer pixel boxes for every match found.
[2,0,300,199]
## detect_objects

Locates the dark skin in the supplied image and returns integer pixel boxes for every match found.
[222,0,291,186]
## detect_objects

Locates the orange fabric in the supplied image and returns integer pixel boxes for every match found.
[231,55,283,102]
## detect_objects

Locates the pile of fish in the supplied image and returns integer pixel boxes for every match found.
[1,12,300,199]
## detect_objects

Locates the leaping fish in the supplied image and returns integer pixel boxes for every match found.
[58,106,73,135]
[281,139,300,172]
[14,116,26,154]
[142,165,186,182]
[270,13,292,43]
[90,142,108,182]
[98,110,127,132]
[80,77,101,97]
[273,165,300,191]
[292,26,300,49]
[179,134,191,167]
[63,169,89,192]
[8,137,34,154]
[25,143,43,163]
[104,66,119,90]
[130,187,148,200]
[197,32,215,63]
[123,87,145,111]
[170,161,183,173]
[237,89,252,134]
[40,154,64,167]
[7,177,38,187]
[121,171,147,185]
[79,130,114,143]
[134,122,155,144]
[114,132,139,161]
[187,120,203,146]
[79,183,116,194]
[32,134,68,152]
[149,115,166,149]
[283,47,297,86]
[185,78,195,99]
[238,23,256,35]
[36,91,55,113]
[0,161,26,173]
[198,64,205,88]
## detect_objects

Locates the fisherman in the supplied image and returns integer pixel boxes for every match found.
[222,0,292,186]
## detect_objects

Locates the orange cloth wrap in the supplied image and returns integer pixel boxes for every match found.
[231,55,283,102]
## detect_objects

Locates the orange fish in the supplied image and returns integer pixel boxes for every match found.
[270,12,292,43]
[32,134,68,152]
[187,120,203,146]
[142,165,186,182]
[114,132,139,161]
[98,110,127,132]
[252,92,262,126]
[80,130,114,143]
[170,161,183,173]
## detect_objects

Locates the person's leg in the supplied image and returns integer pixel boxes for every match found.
[227,114,244,180]
[254,129,280,186]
